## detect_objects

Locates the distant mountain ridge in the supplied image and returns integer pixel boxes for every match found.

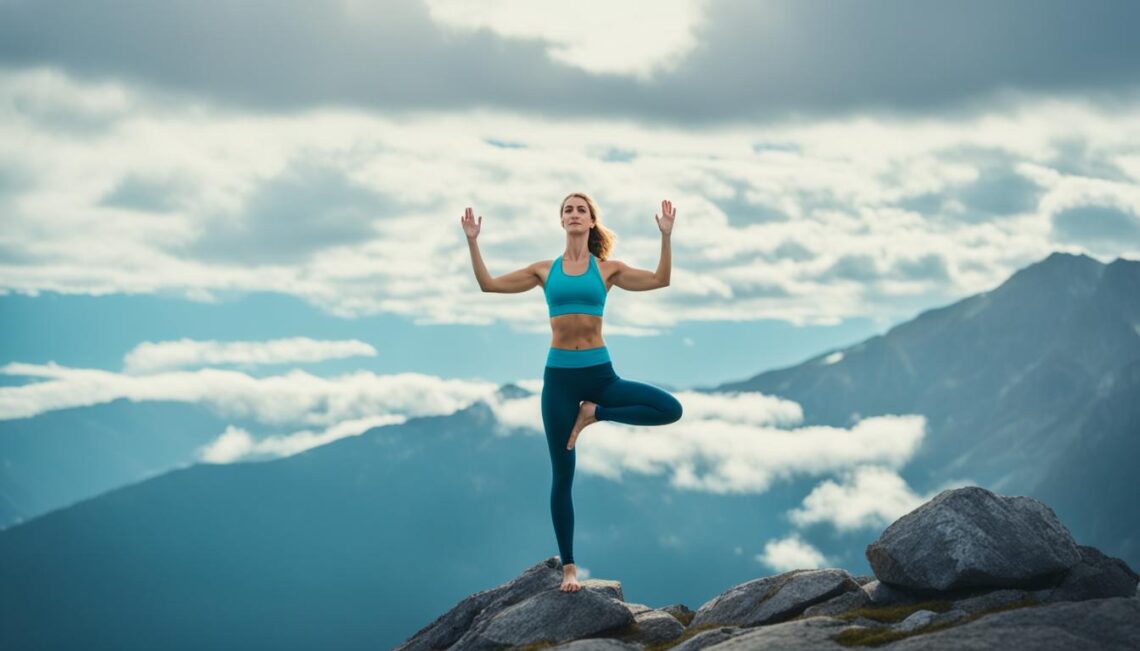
[707,251,1140,567]
[2,251,1138,650]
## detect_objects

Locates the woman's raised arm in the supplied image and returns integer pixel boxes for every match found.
[462,206,542,293]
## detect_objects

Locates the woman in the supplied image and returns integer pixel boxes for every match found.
[461,192,684,592]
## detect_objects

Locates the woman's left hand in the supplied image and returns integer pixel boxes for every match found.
[656,199,676,236]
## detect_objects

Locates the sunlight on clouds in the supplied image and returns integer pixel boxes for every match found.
[422,0,711,79]
[123,337,377,374]
[756,533,828,572]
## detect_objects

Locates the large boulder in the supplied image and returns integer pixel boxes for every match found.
[885,596,1140,651]
[1034,544,1140,603]
[395,556,632,651]
[690,568,860,628]
[866,486,1081,591]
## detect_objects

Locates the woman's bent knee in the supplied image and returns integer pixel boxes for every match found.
[665,396,683,423]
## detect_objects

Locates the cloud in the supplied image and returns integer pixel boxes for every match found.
[756,533,828,572]
[1,1,1137,120]
[0,360,492,425]
[198,416,405,463]
[422,0,710,80]
[3,67,1140,328]
[122,337,379,374]
[525,394,927,494]
[178,157,399,265]
[1050,205,1140,245]
[1,353,926,482]
[786,465,977,533]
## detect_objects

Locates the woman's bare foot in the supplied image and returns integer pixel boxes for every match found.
[560,562,581,592]
[566,401,598,450]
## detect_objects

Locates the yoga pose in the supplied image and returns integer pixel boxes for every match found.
[462,193,683,592]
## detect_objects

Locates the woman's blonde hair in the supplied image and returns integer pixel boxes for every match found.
[561,192,617,260]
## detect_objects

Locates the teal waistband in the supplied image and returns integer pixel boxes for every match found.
[546,345,611,368]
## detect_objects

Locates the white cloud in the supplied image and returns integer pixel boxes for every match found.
[3,68,1140,329]
[1,355,926,484]
[122,337,378,374]
[786,465,978,533]
[198,415,405,463]
[422,0,710,79]
[0,361,494,425]
[756,534,828,572]
[531,397,925,494]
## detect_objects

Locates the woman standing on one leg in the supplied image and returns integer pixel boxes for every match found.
[462,192,683,593]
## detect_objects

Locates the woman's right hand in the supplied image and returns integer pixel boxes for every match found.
[461,207,482,240]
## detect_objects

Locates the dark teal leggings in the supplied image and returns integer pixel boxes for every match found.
[541,346,683,565]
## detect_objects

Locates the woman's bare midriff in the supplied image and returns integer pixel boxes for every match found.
[543,257,609,349]
[550,314,604,349]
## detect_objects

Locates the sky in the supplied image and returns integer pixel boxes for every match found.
[3,0,1140,572]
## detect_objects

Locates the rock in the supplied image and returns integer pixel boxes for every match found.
[895,609,938,632]
[928,607,970,628]
[691,616,855,650]
[950,588,1030,615]
[476,588,632,649]
[1034,545,1140,603]
[860,579,926,606]
[668,626,745,651]
[866,486,1081,591]
[852,574,876,586]
[548,639,642,651]
[690,568,861,628]
[622,609,685,646]
[395,556,632,651]
[883,596,1140,651]
[801,589,871,617]
[622,602,653,616]
[659,602,694,624]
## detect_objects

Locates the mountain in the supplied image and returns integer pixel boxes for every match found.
[0,398,824,650]
[3,251,1138,649]
[707,252,1140,563]
[0,398,232,530]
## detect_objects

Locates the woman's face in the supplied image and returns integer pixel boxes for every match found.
[562,197,592,231]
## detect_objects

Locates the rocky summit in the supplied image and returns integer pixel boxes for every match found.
[395,486,1140,650]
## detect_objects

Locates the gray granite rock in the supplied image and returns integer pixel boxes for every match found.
[695,616,854,650]
[884,596,1140,651]
[477,587,632,649]
[691,568,860,628]
[895,609,939,632]
[801,588,871,617]
[659,602,694,623]
[622,602,653,616]
[395,556,631,651]
[668,626,745,651]
[1034,545,1140,603]
[866,486,1081,591]
[622,609,685,646]
[395,557,562,651]
[861,579,926,606]
[950,588,1030,615]
[548,639,643,651]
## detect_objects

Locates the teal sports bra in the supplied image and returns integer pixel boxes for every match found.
[545,254,607,317]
